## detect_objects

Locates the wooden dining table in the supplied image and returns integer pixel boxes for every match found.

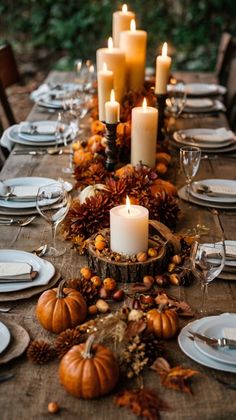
[0,70,236,420]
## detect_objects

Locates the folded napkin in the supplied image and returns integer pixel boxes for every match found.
[185,99,213,108]
[181,128,235,143]
[0,125,18,152]
[19,122,56,136]
[184,99,226,113]
[204,184,236,197]
[0,262,38,282]
[30,83,50,101]
[8,185,40,200]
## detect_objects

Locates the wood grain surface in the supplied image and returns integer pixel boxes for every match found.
[0,71,236,420]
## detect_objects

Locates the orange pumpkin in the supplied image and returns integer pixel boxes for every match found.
[150,179,177,197]
[147,305,178,339]
[59,335,119,399]
[36,280,87,333]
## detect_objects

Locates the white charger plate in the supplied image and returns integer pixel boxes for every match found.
[191,179,236,204]
[0,177,72,209]
[0,250,55,292]
[7,125,71,147]
[0,321,11,354]
[178,315,236,372]
[18,121,71,142]
[185,99,214,108]
[195,313,236,365]
[185,83,227,96]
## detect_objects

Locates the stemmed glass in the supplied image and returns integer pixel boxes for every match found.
[36,183,71,257]
[74,59,95,93]
[190,238,225,314]
[166,81,187,132]
[180,146,201,202]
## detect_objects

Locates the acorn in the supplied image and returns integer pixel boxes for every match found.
[96,299,110,313]
[167,263,176,273]
[140,294,154,305]
[88,304,98,315]
[99,286,109,299]
[169,273,181,286]
[48,402,60,414]
[155,274,170,287]
[171,255,182,265]
[103,277,117,291]
[136,252,148,262]
[143,275,155,288]
[112,289,125,302]
[80,266,92,280]
[148,248,158,258]
[90,275,102,288]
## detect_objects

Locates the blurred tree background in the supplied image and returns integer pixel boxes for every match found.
[0,0,236,73]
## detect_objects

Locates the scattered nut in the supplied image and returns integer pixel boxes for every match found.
[96,299,110,313]
[48,402,60,414]
[155,274,170,287]
[143,275,155,288]
[136,252,148,262]
[80,267,92,280]
[112,289,125,302]
[171,255,182,265]
[103,277,117,291]
[169,273,181,286]
[148,248,158,258]
[90,275,102,288]
[99,286,109,299]
[167,263,176,273]
[88,305,98,315]
[140,294,154,305]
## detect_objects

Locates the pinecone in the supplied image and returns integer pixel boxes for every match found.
[122,335,149,378]
[62,193,112,240]
[141,333,164,366]
[27,340,55,364]
[54,328,85,359]
[66,277,98,305]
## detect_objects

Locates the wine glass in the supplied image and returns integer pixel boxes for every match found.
[74,59,95,93]
[190,239,225,314]
[36,183,71,257]
[166,81,187,132]
[180,146,201,202]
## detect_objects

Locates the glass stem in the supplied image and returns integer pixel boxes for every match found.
[200,282,208,313]
[51,223,57,249]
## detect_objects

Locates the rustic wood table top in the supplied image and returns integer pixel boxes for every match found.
[0,71,236,420]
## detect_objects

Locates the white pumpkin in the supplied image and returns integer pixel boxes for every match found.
[78,184,108,204]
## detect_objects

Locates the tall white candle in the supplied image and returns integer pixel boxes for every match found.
[97,37,126,102]
[112,4,135,47]
[119,19,147,91]
[105,89,120,123]
[131,98,158,168]
[155,42,172,94]
[97,63,114,122]
[110,196,149,255]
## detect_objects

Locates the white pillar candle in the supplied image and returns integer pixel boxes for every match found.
[119,19,147,91]
[112,4,135,47]
[97,63,114,122]
[131,98,158,168]
[155,42,172,94]
[110,196,149,256]
[97,37,126,102]
[105,89,120,123]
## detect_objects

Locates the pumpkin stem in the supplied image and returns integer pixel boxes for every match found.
[158,303,166,313]
[57,280,67,299]
[82,334,95,359]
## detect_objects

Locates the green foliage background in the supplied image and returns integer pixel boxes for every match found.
[1,0,236,71]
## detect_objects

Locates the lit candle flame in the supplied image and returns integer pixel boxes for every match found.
[162,42,168,57]
[89,64,94,74]
[110,89,115,102]
[108,37,113,49]
[122,4,128,12]
[126,195,131,214]
[130,19,136,31]
[142,97,147,111]
[103,62,107,71]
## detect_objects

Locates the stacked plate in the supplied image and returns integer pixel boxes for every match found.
[183,98,225,114]
[0,320,11,355]
[178,313,236,372]
[5,121,72,148]
[173,128,236,153]
[184,83,227,97]
[0,176,72,216]
[178,178,236,210]
[219,240,236,280]
[31,83,81,110]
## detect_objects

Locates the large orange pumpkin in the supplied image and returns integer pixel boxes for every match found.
[147,305,178,339]
[59,335,119,399]
[36,280,87,333]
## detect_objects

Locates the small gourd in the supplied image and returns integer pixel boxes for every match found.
[147,304,178,339]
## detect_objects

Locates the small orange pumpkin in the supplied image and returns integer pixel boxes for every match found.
[36,280,87,333]
[147,305,178,339]
[59,335,119,399]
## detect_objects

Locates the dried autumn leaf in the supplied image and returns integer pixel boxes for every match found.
[114,388,169,420]
[125,320,147,340]
[151,357,199,395]
[130,283,152,293]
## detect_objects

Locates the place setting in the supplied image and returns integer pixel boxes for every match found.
[0,316,30,365]
[30,82,82,110]
[184,83,227,97]
[182,97,226,115]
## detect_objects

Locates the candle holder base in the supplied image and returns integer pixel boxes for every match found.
[155,94,167,141]
[105,122,118,172]
[86,220,180,283]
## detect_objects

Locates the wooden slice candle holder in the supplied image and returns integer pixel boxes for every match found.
[87,220,181,283]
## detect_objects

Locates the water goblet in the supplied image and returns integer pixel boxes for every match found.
[180,146,201,202]
[36,183,71,257]
[166,81,187,132]
[190,239,225,314]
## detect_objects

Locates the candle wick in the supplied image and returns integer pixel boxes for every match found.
[128,209,130,214]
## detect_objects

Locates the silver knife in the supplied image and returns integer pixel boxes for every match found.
[188,330,236,348]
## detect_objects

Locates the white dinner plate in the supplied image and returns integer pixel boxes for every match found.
[185,99,214,108]
[173,131,233,149]
[18,121,71,142]
[7,125,71,147]
[178,315,236,373]
[195,313,236,365]
[0,321,11,354]
[178,186,236,210]
[0,250,55,292]
[0,177,73,209]
[185,83,227,96]
[191,179,236,204]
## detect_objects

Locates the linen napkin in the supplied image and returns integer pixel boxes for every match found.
[30,83,50,101]
[19,122,56,137]
[185,98,214,108]
[0,262,38,282]
[203,184,236,197]
[0,125,18,152]
[184,99,226,113]
[180,128,235,143]
[223,328,236,340]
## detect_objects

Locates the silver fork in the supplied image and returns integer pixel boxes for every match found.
[0,216,36,226]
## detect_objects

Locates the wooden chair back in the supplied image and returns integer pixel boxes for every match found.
[0,43,21,88]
